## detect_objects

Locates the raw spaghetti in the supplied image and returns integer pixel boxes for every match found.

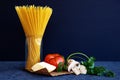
[15,5,53,71]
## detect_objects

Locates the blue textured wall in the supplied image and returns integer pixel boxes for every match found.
[0,0,120,61]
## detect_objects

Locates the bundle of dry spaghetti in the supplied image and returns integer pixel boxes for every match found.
[15,5,53,71]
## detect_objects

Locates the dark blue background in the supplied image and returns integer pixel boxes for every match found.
[0,0,120,61]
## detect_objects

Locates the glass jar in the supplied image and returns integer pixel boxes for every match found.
[25,36,42,71]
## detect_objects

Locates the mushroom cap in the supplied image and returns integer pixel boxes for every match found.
[67,59,75,65]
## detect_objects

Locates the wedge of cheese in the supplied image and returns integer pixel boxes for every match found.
[31,62,56,72]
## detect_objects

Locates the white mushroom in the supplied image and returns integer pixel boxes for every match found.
[67,59,87,75]
[79,65,87,74]
[72,66,81,75]
[67,59,81,75]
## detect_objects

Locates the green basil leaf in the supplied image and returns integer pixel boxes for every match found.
[57,62,63,72]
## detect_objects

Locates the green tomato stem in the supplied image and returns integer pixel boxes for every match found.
[67,52,90,61]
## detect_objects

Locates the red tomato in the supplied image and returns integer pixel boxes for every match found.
[44,53,65,68]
